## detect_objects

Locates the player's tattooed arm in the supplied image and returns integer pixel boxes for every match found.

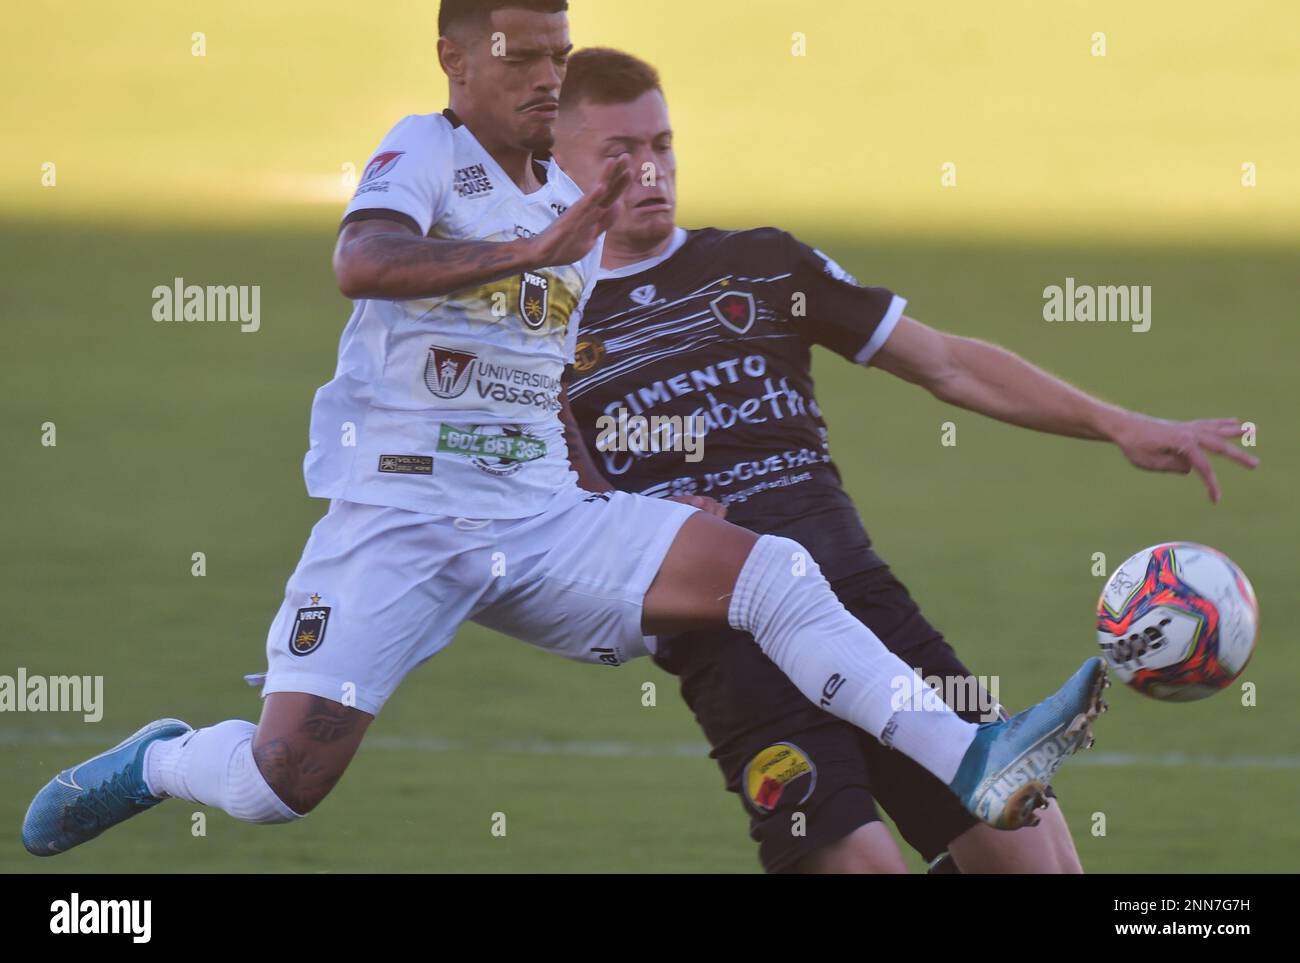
[333,156,631,301]
[558,382,615,493]
[334,218,537,301]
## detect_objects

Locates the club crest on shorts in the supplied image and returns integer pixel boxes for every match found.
[424,345,477,399]
[288,605,331,657]
[709,290,756,335]
[519,272,550,329]
[743,741,816,814]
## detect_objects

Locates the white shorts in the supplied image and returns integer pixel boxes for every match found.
[259,488,698,714]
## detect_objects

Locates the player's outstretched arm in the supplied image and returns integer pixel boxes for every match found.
[334,218,535,300]
[870,315,1259,502]
[333,156,632,301]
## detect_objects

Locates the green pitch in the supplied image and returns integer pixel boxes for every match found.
[2,0,1297,872]
[1,222,1295,873]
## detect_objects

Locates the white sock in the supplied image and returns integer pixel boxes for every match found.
[144,720,302,824]
[880,707,976,785]
[728,535,977,784]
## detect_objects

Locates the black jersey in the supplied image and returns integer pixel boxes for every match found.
[565,226,905,582]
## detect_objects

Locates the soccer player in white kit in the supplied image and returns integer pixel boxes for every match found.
[22,0,1110,860]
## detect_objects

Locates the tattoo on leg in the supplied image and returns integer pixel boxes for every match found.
[299,696,361,743]
[253,737,336,814]
[252,699,361,812]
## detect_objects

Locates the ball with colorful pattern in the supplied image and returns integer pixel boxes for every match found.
[1096,543,1258,702]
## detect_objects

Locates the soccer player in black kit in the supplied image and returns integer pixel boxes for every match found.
[551,48,1258,873]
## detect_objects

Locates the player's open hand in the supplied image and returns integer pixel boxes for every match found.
[528,155,632,269]
[1112,415,1259,503]
[668,494,728,518]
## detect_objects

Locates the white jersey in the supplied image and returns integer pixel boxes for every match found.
[304,111,600,519]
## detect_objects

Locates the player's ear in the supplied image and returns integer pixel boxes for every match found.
[438,36,468,85]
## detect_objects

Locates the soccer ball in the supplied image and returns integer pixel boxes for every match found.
[1096,542,1258,702]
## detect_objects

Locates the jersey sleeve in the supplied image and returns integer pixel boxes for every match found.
[564,235,606,364]
[781,232,907,365]
[341,115,453,236]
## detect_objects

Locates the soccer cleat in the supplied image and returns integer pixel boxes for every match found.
[926,852,962,874]
[949,657,1108,830]
[22,718,192,856]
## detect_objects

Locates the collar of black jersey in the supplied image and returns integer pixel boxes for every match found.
[443,107,551,184]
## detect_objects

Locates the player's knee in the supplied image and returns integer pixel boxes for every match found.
[948,800,1083,873]
[731,534,829,627]
[755,535,825,583]
[1005,798,1081,873]
[795,824,908,874]
[1036,800,1083,873]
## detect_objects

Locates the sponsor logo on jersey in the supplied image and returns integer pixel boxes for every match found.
[743,742,816,814]
[642,467,819,507]
[604,355,771,415]
[422,347,564,410]
[519,272,550,329]
[820,673,847,708]
[709,290,756,335]
[590,645,622,666]
[289,605,331,656]
[698,448,825,487]
[630,283,657,306]
[424,345,478,399]
[573,336,605,373]
[436,424,546,477]
[813,248,860,285]
[473,361,562,410]
[454,163,493,198]
[378,454,434,475]
[360,151,404,186]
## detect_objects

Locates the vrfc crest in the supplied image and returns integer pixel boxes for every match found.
[520,272,550,329]
[288,605,331,656]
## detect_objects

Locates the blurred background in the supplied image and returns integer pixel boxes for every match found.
[2,0,1297,872]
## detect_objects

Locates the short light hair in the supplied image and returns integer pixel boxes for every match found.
[559,47,663,109]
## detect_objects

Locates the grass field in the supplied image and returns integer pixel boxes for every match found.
[1,222,1296,873]
[2,1,1297,872]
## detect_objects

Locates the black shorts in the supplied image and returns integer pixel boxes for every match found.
[654,565,1016,873]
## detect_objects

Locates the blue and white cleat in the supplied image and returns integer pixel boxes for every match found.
[950,658,1108,830]
[22,718,192,856]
